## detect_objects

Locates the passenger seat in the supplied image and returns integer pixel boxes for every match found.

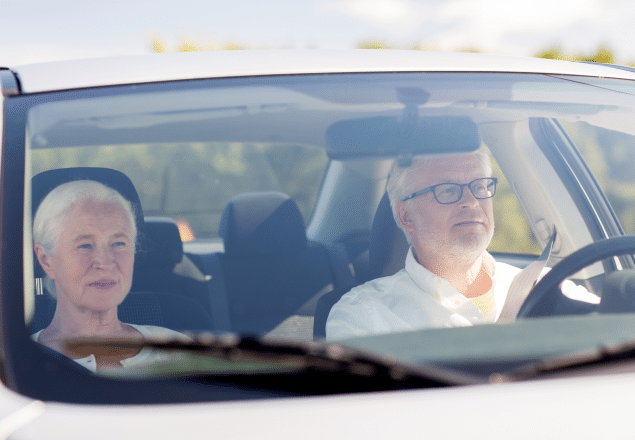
[313,192,409,339]
[30,167,214,334]
[216,191,355,339]
[132,217,213,316]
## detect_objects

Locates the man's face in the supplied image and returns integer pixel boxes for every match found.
[396,154,495,267]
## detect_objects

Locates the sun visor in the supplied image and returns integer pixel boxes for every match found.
[325,115,481,162]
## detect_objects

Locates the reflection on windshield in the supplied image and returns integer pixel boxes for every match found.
[24,72,635,381]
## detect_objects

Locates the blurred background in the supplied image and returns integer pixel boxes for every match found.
[2,0,635,66]
[7,0,635,251]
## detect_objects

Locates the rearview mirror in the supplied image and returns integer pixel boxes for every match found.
[325,115,481,161]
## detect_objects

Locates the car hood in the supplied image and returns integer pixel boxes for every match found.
[4,370,635,439]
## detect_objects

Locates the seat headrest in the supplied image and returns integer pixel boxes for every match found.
[368,192,410,278]
[32,167,145,236]
[31,167,145,278]
[143,217,184,271]
[219,191,307,256]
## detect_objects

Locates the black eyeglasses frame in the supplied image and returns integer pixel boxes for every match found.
[402,177,498,204]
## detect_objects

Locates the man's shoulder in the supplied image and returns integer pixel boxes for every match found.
[493,259,523,277]
[326,270,414,339]
[336,270,408,305]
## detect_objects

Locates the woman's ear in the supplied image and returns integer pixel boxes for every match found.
[34,244,56,280]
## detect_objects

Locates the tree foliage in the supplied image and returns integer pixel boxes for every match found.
[357,41,394,50]
[137,39,635,249]
[534,45,616,64]
[532,45,635,235]
[559,121,635,235]
[150,36,247,53]
[31,143,329,239]
[489,159,540,254]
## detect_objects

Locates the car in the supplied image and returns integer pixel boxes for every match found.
[3,49,635,438]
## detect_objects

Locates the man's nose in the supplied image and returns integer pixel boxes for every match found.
[459,187,480,207]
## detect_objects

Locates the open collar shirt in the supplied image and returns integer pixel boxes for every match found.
[32,323,187,372]
[326,248,521,340]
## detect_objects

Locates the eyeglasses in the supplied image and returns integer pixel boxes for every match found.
[402,177,498,204]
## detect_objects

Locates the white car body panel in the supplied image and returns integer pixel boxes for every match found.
[2,372,633,439]
[9,50,635,94]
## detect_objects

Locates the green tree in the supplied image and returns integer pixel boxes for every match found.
[356,40,393,50]
[534,45,616,64]
[150,36,247,53]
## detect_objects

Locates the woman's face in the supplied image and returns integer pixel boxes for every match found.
[36,199,135,312]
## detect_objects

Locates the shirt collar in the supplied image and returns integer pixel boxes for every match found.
[405,248,451,301]
[404,247,496,312]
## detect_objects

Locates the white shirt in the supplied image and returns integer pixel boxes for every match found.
[326,248,598,340]
[32,323,188,373]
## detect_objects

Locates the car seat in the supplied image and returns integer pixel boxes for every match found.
[29,167,214,333]
[217,191,355,337]
[313,192,409,339]
[132,216,214,320]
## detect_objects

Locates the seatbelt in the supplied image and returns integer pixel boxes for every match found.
[323,243,357,290]
[497,228,557,323]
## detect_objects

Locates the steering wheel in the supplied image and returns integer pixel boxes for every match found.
[517,236,635,318]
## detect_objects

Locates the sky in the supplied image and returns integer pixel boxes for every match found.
[2,0,635,66]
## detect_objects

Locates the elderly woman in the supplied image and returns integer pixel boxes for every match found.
[32,179,185,372]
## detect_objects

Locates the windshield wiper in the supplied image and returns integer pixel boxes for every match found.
[66,333,484,392]
[494,339,635,383]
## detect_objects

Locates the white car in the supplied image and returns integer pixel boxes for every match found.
[2,50,635,438]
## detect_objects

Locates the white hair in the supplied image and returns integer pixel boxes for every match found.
[385,147,492,245]
[33,180,137,296]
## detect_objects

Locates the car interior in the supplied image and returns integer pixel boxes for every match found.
[23,72,635,350]
[28,166,362,340]
[29,167,215,334]
[27,163,415,340]
[26,121,609,342]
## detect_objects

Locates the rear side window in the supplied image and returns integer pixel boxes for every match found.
[31,142,328,241]
[559,120,635,235]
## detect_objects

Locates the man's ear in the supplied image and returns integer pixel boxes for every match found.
[34,244,56,280]
[396,202,415,233]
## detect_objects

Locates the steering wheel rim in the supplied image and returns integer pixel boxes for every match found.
[517,236,635,318]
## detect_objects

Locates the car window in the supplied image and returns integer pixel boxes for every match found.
[489,156,540,256]
[11,68,635,404]
[31,142,328,243]
[559,120,635,235]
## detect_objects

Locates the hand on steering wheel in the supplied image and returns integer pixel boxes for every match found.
[517,236,635,318]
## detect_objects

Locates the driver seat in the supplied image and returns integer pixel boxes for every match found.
[313,192,409,339]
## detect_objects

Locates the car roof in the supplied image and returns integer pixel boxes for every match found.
[6,49,635,94]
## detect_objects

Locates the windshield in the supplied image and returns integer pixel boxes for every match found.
[16,71,635,397]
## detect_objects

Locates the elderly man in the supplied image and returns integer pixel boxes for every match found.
[326,149,596,339]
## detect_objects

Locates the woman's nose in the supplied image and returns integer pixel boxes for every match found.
[92,246,115,268]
